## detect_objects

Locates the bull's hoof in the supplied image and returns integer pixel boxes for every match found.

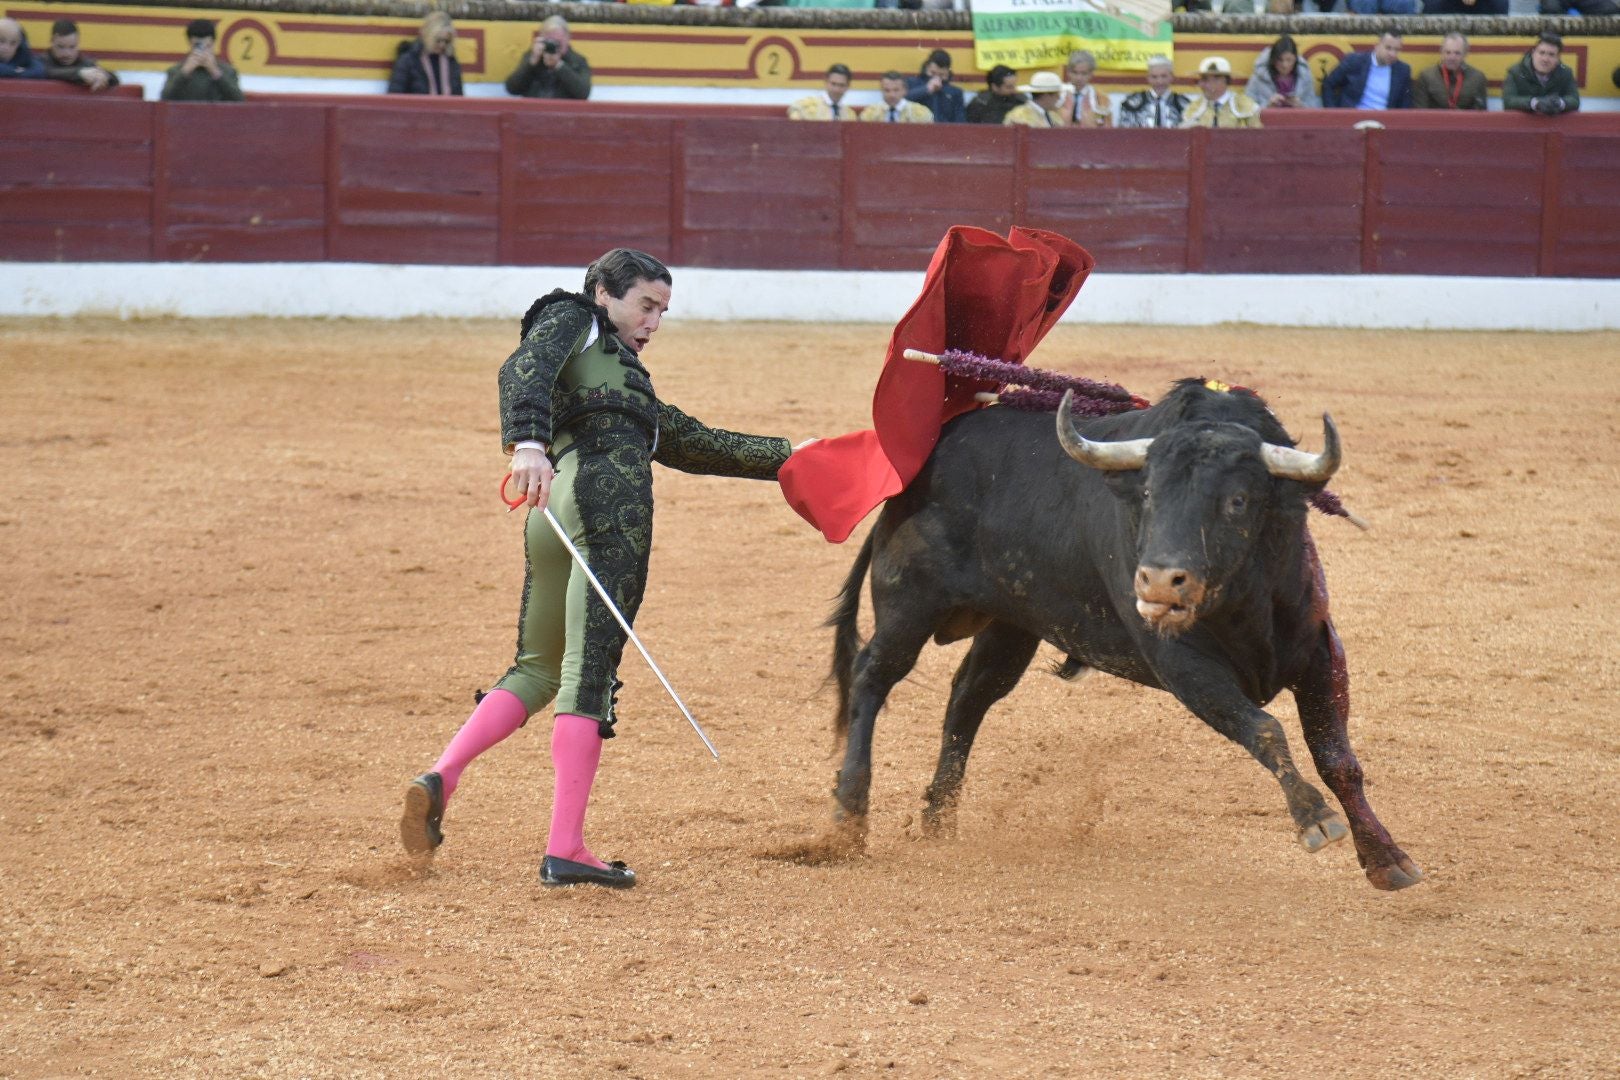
[756,816,868,865]
[919,802,958,840]
[1366,855,1425,891]
[1297,811,1351,853]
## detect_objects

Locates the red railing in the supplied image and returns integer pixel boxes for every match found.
[5,94,1618,276]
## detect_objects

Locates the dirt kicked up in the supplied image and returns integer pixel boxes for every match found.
[2,318,1617,1077]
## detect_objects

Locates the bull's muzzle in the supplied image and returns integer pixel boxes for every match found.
[1134,564,1205,635]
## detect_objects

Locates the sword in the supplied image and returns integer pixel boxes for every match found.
[502,473,719,761]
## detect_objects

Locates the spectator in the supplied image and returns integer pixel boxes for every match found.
[1502,33,1581,115]
[1413,32,1487,110]
[1003,71,1069,128]
[505,15,590,101]
[965,65,1026,125]
[160,19,242,101]
[1425,0,1508,13]
[43,20,119,91]
[1322,30,1412,110]
[1539,0,1616,13]
[905,49,966,124]
[1350,0,1418,15]
[1247,35,1319,109]
[1118,55,1190,128]
[389,12,462,96]
[1181,57,1263,128]
[788,64,858,121]
[1063,50,1112,127]
[861,71,933,123]
[0,18,44,78]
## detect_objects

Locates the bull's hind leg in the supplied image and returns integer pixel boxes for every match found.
[921,622,1040,838]
[826,622,936,852]
[1293,621,1423,891]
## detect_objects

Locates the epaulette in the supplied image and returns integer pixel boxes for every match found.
[519,289,610,342]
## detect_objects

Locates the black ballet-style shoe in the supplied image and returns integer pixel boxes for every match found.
[400,772,445,855]
[540,855,636,889]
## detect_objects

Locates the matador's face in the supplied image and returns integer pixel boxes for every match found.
[596,278,671,354]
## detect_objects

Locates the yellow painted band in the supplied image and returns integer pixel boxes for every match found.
[9,4,1618,97]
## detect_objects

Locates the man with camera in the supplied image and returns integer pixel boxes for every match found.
[505,15,591,101]
[160,19,242,102]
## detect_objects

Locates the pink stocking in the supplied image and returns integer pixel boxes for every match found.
[546,712,607,869]
[432,689,528,803]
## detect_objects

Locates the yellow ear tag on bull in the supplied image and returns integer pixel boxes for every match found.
[1205,379,1231,393]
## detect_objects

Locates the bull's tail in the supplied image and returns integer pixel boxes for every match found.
[826,531,875,747]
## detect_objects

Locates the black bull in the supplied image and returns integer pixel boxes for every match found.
[803,379,1422,891]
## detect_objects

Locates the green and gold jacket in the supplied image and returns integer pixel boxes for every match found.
[498,290,791,480]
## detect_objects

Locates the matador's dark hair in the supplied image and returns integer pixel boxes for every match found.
[185,18,216,40]
[581,248,671,302]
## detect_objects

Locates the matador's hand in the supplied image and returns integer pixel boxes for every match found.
[511,445,554,511]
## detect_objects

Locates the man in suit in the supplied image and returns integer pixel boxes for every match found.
[904,48,965,123]
[789,63,859,121]
[1117,55,1190,128]
[861,71,934,123]
[1413,32,1487,110]
[1323,29,1413,110]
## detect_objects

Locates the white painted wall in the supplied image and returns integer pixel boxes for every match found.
[3,262,1616,330]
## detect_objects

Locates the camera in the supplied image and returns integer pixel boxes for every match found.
[541,39,558,56]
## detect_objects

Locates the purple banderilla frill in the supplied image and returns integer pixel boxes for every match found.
[934,349,1359,526]
[936,350,1148,417]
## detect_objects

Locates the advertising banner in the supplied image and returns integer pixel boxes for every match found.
[972,0,1173,74]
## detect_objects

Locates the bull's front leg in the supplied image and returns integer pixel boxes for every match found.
[1155,647,1350,862]
[1291,620,1423,891]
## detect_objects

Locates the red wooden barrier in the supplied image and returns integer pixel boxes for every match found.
[842,123,1016,271]
[328,106,501,264]
[1370,128,1545,276]
[501,112,674,267]
[4,97,153,261]
[0,78,144,100]
[1021,129,1190,273]
[3,96,1618,277]
[677,119,843,270]
[156,102,327,261]
[1550,133,1620,278]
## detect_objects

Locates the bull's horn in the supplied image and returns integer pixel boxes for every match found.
[1261,413,1342,484]
[1057,389,1151,471]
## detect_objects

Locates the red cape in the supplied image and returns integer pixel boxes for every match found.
[778,226,1095,543]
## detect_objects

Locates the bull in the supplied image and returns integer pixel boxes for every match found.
[800,378,1422,891]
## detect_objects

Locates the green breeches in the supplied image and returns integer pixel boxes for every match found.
[493,418,655,733]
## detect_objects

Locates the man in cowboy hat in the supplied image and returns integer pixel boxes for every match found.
[1181,56,1263,128]
[1003,71,1071,127]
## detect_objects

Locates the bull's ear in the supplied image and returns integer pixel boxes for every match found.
[1057,390,1151,471]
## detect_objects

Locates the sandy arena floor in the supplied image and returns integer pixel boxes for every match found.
[2,316,1617,1077]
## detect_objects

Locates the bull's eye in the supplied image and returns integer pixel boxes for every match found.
[1227,493,1248,515]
